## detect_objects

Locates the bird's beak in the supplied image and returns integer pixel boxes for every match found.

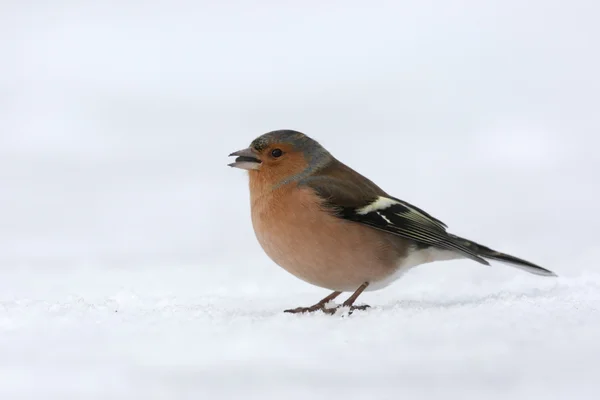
[228,147,262,170]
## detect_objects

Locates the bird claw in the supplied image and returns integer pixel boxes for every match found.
[283,304,325,314]
[284,304,370,315]
[322,304,371,315]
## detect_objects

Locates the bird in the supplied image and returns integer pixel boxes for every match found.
[228,129,556,315]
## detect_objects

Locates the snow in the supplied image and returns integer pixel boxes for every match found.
[2,265,599,399]
[1,1,600,399]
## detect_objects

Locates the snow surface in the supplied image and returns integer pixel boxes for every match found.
[2,1,600,399]
[2,265,599,399]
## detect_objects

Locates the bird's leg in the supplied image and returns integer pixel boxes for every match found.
[284,291,342,314]
[323,282,370,315]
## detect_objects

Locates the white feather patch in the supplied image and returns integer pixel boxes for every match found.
[357,196,399,215]
[368,247,462,291]
[377,212,393,224]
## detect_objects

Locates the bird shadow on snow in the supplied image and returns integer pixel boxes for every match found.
[379,287,560,312]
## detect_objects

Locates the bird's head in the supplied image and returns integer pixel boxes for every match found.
[228,129,332,187]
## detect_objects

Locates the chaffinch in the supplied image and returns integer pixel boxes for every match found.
[229,130,556,314]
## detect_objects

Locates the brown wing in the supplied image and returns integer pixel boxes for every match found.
[299,159,489,265]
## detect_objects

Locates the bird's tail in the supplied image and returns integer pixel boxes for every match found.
[448,234,557,277]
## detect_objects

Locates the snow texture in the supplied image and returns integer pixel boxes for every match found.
[1,1,599,399]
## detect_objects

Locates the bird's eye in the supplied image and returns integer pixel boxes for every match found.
[271,148,283,158]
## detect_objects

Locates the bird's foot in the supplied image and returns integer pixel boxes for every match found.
[283,287,370,315]
[284,303,370,315]
[284,304,327,314]
[322,304,371,315]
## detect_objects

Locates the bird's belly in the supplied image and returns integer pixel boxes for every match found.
[254,222,398,291]
[251,190,409,292]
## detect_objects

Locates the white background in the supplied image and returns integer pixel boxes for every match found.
[1,1,599,399]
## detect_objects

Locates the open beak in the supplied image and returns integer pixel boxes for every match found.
[228,147,262,170]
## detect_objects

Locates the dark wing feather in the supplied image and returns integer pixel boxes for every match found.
[300,165,489,265]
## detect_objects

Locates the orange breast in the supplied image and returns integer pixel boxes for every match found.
[249,182,409,292]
